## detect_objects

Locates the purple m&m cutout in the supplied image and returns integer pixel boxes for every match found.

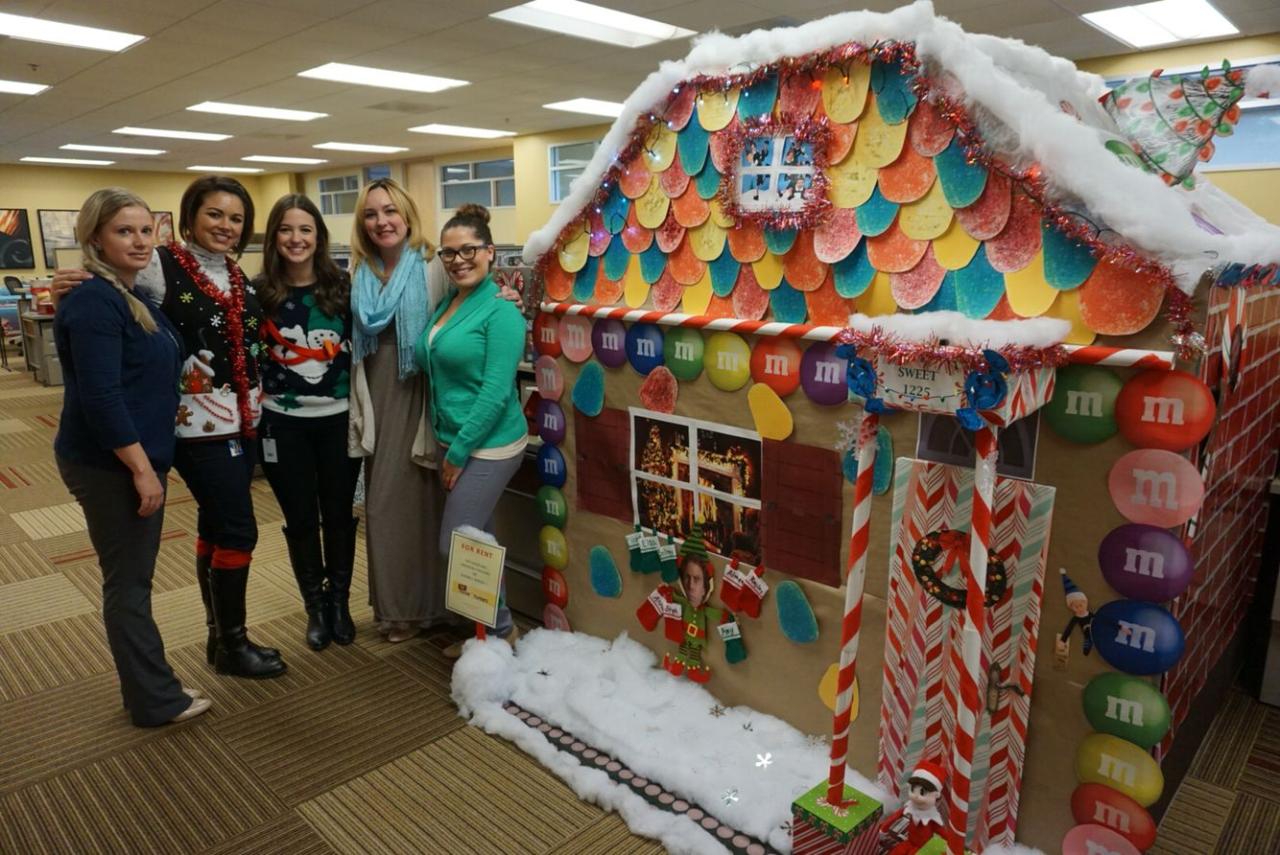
[591,318,628,368]
[1098,524,1193,602]
[536,399,566,445]
[800,342,849,406]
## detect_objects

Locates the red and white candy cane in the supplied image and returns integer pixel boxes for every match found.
[826,413,880,806]
[946,425,999,852]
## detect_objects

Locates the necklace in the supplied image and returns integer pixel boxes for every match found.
[168,242,257,438]
[191,392,235,422]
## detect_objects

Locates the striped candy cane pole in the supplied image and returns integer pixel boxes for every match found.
[946,425,999,853]
[826,412,880,806]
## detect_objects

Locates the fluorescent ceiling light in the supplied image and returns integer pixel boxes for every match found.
[491,0,694,48]
[187,165,264,174]
[21,156,114,166]
[544,97,625,117]
[242,155,328,165]
[407,123,516,139]
[0,79,48,96]
[1083,0,1237,48]
[313,141,410,153]
[298,62,467,93]
[115,126,232,141]
[188,102,327,122]
[62,143,165,155]
[0,12,144,52]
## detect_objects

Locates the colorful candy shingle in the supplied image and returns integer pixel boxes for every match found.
[676,117,710,176]
[821,63,870,123]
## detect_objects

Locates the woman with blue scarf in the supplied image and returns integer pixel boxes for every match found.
[348,178,449,643]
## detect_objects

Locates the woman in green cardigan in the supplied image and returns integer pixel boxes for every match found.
[415,203,528,657]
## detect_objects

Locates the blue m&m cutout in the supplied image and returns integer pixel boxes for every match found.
[537,443,567,487]
[625,323,665,375]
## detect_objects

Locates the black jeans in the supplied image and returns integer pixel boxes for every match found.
[173,437,259,554]
[57,457,191,727]
[259,409,361,538]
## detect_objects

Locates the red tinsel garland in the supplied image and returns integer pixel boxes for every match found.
[534,38,1213,358]
[168,242,257,439]
[834,326,1070,373]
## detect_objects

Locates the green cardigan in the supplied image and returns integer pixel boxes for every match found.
[415,276,527,467]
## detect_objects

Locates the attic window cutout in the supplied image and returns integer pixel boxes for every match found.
[915,412,1040,481]
[722,118,832,230]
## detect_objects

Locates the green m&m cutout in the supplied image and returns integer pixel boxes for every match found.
[1043,364,1123,444]
[537,485,568,529]
[663,327,704,380]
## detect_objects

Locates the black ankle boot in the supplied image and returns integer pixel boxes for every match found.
[196,551,216,665]
[323,517,358,645]
[209,565,288,679]
[284,527,330,651]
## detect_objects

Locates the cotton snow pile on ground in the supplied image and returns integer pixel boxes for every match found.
[522,0,1280,286]
[453,628,878,853]
[452,628,1046,854]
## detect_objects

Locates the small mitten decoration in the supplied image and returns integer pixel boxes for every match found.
[719,614,748,664]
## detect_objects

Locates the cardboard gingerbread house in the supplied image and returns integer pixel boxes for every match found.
[513,3,1280,852]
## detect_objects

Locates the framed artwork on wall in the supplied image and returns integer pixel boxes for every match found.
[154,211,173,245]
[37,209,78,269]
[0,208,36,269]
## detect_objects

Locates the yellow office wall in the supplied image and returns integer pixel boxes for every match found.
[1077,33,1280,226]
[0,164,293,279]
[512,123,612,245]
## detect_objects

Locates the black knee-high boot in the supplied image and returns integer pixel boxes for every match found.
[284,527,330,651]
[209,566,288,679]
[196,549,217,666]
[323,517,358,645]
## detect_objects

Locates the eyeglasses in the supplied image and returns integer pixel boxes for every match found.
[438,244,490,263]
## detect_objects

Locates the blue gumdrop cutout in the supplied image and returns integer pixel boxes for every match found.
[590,545,623,598]
[775,581,819,644]
[571,360,606,417]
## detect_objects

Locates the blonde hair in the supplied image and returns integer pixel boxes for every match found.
[349,177,433,274]
[76,188,157,334]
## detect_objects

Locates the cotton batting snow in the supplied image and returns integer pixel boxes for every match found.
[845,312,1070,349]
[451,628,1046,854]
[522,0,1280,287]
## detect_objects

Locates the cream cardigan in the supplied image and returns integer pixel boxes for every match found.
[346,253,448,470]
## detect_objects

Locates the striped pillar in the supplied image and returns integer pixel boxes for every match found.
[946,425,999,852]
[826,413,880,806]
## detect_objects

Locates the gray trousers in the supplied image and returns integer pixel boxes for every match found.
[438,451,523,638]
[58,457,190,726]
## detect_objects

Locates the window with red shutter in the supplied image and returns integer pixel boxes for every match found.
[574,407,633,522]
[760,439,843,587]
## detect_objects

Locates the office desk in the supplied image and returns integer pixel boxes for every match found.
[20,312,60,385]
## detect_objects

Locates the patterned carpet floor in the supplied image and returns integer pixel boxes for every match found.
[1,354,1278,854]
[0,358,662,855]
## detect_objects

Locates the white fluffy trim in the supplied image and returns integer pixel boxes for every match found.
[847,312,1070,348]
[1245,64,1280,98]
[522,1,1280,288]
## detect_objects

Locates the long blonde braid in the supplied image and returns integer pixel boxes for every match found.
[76,188,158,334]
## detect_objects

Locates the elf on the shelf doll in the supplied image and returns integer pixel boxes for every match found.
[636,523,746,682]
[877,760,948,855]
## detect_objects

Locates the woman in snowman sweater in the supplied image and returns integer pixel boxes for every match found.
[256,194,361,651]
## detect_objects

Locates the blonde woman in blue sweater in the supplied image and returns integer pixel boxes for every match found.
[415,204,527,657]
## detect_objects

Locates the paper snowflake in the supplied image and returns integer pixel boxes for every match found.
[722,788,740,806]
[709,704,726,718]
[755,752,773,769]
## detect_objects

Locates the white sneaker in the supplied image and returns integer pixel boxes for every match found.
[171,696,211,723]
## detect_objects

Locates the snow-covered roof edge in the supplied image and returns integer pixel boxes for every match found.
[522,0,1280,290]
[847,312,1070,349]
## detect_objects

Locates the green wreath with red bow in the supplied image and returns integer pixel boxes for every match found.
[911,528,1008,609]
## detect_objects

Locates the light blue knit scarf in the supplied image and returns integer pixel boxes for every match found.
[351,244,429,379]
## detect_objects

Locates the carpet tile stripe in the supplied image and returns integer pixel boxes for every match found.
[0,511,29,544]
[1237,708,1280,804]
[204,811,338,855]
[215,661,463,805]
[0,572,97,634]
[1151,777,1236,854]
[10,501,85,540]
[1216,792,1280,854]
[0,611,114,703]
[1187,690,1268,788]
[0,481,75,513]
[0,417,32,434]
[0,726,284,854]
[298,726,602,854]
[0,541,57,583]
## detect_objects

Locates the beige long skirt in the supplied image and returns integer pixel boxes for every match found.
[362,328,446,627]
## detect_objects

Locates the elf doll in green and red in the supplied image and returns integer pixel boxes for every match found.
[636,523,746,683]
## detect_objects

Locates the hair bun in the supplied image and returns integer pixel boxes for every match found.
[455,203,490,224]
